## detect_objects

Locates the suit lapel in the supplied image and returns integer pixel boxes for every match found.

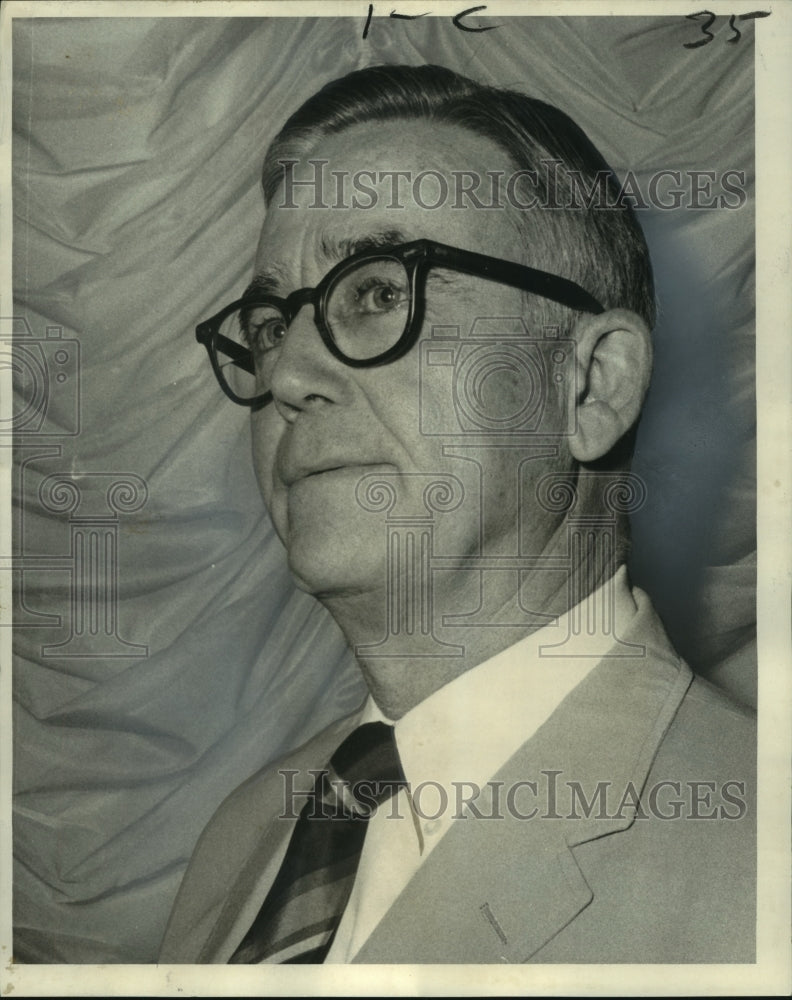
[355,591,693,963]
[198,712,361,962]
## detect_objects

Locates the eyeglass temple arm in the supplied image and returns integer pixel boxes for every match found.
[424,242,605,315]
[202,328,256,375]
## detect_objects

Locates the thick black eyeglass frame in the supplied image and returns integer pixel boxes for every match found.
[195,238,605,408]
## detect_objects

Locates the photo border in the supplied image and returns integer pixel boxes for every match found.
[1,1,789,995]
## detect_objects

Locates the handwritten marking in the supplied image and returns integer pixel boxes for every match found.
[363,3,373,39]
[683,10,770,49]
[363,4,498,38]
[453,5,498,32]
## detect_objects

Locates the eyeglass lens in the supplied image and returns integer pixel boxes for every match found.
[214,255,411,401]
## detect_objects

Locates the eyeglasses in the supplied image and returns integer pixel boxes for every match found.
[195,239,605,408]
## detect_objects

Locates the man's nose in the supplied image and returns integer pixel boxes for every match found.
[268,304,350,421]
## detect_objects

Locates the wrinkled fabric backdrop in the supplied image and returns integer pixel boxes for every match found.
[10,15,756,963]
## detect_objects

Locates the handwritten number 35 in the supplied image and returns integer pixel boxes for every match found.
[684,10,770,49]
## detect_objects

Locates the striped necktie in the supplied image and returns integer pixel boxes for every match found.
[229,721,406,964]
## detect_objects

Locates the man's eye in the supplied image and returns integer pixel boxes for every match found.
[259,318,288,348]
[242,310,287,351]
[354,278,408,314]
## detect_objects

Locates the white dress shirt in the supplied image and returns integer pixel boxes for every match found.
[325,566,638,962]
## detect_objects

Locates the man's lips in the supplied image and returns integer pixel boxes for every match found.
[280,460,393,488]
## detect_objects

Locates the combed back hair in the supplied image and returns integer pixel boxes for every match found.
[261,63,656,341]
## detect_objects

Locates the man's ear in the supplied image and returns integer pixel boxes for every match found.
[568,308,653,463]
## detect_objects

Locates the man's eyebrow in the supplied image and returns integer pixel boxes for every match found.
[324,229,412,262]
[242,264,290,299]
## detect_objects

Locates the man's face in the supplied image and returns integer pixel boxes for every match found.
[251,119,571,601]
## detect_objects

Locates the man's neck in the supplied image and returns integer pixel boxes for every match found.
[320,538,621,720]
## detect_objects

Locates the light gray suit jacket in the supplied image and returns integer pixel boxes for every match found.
[159,589,755,964]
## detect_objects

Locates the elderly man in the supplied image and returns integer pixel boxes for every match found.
[159,64,755,965]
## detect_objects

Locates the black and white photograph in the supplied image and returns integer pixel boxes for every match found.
[1,1,789,994]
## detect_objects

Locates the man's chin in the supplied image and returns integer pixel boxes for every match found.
[282,481,376,583]
[287,568,382,606]
[285,538,383,601]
